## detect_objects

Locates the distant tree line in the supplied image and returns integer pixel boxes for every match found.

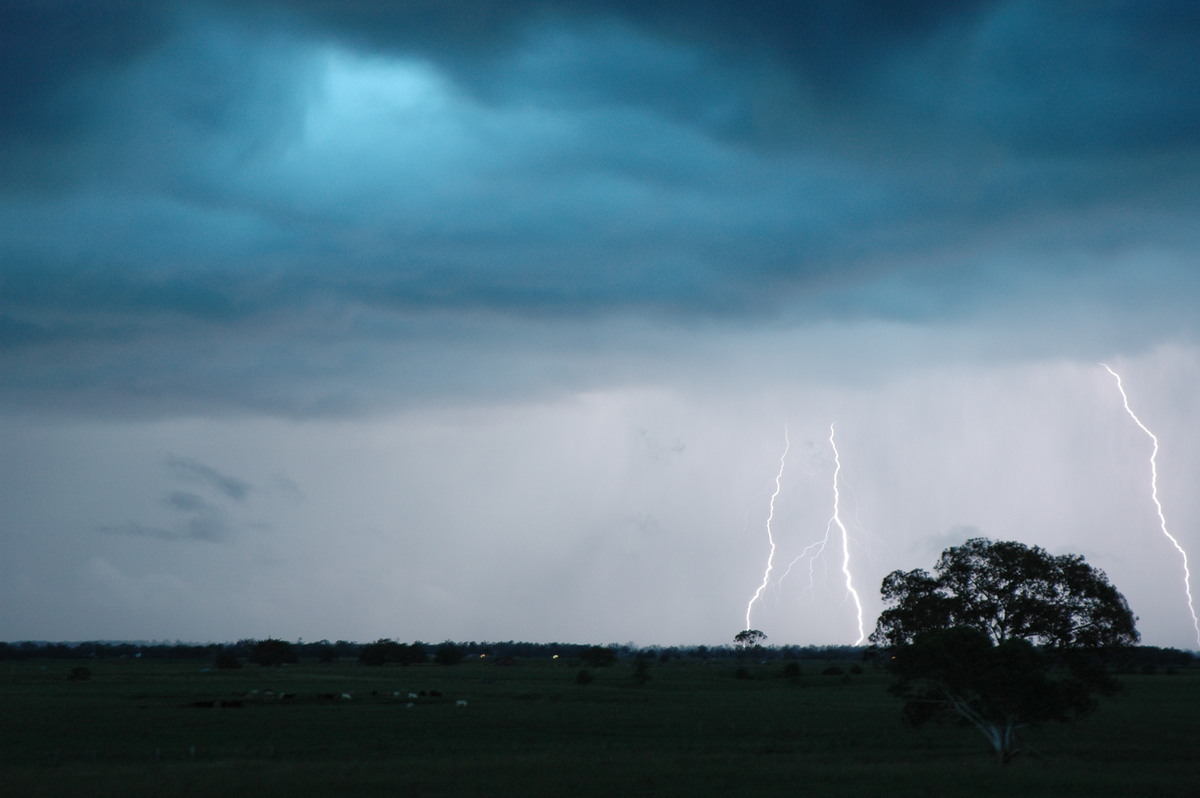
[0,639,883,662]
[0,639,1193,670]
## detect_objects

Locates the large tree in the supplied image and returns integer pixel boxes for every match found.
[733,629,767,650]
[870,538,1138,763]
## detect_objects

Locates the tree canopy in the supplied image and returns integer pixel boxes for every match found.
[872,538,1138,649]
[248,638,298,667]
[871,538,1138,763]
[358,639,427,666]
[734,629,767,649]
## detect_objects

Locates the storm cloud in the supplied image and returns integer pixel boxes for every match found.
[2,2,1199,647]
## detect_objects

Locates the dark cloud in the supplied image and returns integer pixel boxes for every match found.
[2,1,1199,417]
[165,490,214,513]
[226,1,1200,154]
[0,1,171,140]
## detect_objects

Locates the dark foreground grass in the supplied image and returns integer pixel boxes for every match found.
[1,658,1196,797]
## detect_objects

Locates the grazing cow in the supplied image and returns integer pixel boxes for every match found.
[340,692,353,700]
[430,690,443,698]
[407,692,419,699]
[455,699,468,707]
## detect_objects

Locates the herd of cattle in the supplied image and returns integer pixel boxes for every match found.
[189,689,468,709]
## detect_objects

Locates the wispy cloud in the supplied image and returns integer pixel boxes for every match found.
[166,456,251,501]
[96,458,258,543]
[99,519,225,543]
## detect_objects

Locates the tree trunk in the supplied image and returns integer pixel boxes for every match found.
[949,697,1021,763]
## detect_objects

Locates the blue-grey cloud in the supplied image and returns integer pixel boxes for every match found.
[165,490,215,513]
[99,518,226,543]
[166,456,251,500]
[95,458,254,542]
[2,1,1199,417]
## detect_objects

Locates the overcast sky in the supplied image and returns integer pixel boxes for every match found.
[3,1,1200,649]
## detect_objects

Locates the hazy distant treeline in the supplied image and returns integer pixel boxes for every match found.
[0,639,867,663]
[1,639,1193,671]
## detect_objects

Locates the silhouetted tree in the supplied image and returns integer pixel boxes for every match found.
[434,642,465,666]
[871,538,1138,763]
[248,638,298,667]
[359,639,393,666]
[734,629,767,650]
[580,645,617,668]
[399,642,428,665]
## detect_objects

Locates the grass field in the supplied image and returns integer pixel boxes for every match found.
[1,656,1196,797]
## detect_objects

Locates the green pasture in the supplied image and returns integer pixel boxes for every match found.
[1,657,1195,797]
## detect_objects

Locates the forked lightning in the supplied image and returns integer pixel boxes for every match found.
[745,428,789,631]
[829,423,866,645]
[1103,363,1200,648]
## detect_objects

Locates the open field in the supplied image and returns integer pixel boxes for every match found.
[1,657,1196,797]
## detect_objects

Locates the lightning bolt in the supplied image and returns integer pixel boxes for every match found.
[829,423,866,645]
[778,533,831,598]
[1102,363,1200,648]
[746,428,789,631]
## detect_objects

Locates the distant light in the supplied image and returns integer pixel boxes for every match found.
[552,654,559,659]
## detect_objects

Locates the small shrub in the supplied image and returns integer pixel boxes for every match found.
[249,638,298,667]
[576,669,594,685]
[214,652,242,669]
[734,666,753,680]
[581,645,617,668]
[780,662,802,681]
[359,641,391,666]
[68,666,91,681]
[821,666,844,676]
[435,642,465,666]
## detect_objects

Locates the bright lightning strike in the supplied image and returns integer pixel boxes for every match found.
[1102,363,1200,648]
[829,423,866,645]
[746,428,789,631]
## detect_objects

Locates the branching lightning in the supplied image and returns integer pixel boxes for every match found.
[746,428,789,631]
[829,423,866,645]
[778,533,831,597]
[1103,363,1200,648]
[769,424,866,644]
